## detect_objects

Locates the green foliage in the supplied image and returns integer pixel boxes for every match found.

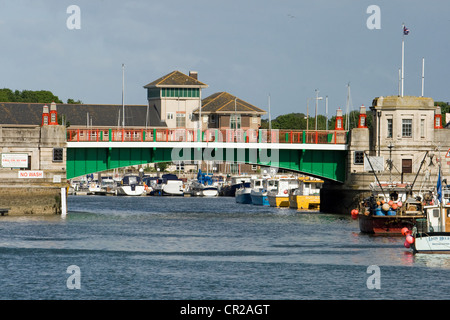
[0,88,63,103]
[67,98,83,104]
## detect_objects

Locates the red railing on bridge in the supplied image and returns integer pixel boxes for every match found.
[67,128,348,144]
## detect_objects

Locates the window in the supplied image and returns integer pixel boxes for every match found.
[161,88,200,98]
[53,148,63,162]
[167,112,174,120]
[176,113,186,128]
[420,119,425,138]
[387,119,393,138]
[402,159,412,173]
[402,119,412,137]
[435,117,441,128]
[354,151,364,165]
[230,115,241,129]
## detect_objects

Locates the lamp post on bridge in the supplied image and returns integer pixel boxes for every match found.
[315,89,323,131]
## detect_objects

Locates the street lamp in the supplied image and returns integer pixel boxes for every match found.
[315,89,323,131]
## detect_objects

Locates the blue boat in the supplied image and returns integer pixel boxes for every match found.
[250,177,278,206]
[235,182,252,204]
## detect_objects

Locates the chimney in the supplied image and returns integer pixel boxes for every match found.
[189,71,198,80]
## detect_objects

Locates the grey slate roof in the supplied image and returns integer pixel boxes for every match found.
[194,92,266,115]
[0,102,166,127]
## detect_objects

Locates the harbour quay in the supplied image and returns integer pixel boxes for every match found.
[0,124,67,215]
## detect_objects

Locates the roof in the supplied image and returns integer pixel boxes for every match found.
[194,92,266,115]
[143,70,208,88]
[0,102,165,127]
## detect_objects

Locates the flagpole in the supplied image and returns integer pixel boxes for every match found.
[401,23,405,97]
[421,57,425,97]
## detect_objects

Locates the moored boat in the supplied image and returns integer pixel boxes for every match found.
[251,177,278,206]
[116,174,146,196]
[235,181,253,204]
[352,182,428,235]
[406,170,450,253]
[289,177,323,210]
[268,177,299,207]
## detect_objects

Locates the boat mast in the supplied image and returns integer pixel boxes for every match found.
[364,152,387,199]
[122,63,125,128]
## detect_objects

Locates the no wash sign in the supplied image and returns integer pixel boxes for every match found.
[18,171,44,178]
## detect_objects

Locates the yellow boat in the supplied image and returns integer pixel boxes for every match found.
[268,177,299,207]
[289,177,323,210]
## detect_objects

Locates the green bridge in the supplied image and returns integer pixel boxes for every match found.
[66,128,349,182]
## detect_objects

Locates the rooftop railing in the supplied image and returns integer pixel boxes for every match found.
[67,128,348,144]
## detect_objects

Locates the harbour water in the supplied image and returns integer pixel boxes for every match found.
[1,195,450,301]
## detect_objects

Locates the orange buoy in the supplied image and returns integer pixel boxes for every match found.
[401,227,409,236]
[404,240,410,248]
[397,201,402,207]
[392,203,398,210]
[406,234,414,244]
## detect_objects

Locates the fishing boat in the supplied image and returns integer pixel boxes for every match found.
[250,177,278,206]
[353,182,427,234]
[351,151,429,235]
[116,174,146,196]
[221,175,252,197]
[268,177,299,207]
[289,177,323,210]
[406,169,450,253]
[235,179,254,204]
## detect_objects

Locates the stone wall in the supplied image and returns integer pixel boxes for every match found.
[0,125,67,215]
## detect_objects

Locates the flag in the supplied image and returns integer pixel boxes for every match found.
[437,169,442,203]
[403,26,410,35]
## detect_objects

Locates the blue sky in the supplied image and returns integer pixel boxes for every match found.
[0,0,449,118]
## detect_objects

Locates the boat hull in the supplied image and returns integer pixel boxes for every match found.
[289,195,320,210]
[358,214,421,235]
[251,194,269,206]
[116,185,146,196]
[268,195,289,207]
[412,232,450,254]
[236,192,252,204]
[201,188,218,197]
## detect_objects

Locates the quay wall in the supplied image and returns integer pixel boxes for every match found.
[0,125,67,216]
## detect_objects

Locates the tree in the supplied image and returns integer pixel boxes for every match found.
[67,98,83,104]
[0,88,64,103]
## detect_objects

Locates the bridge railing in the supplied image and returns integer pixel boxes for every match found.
[66,128,348,144]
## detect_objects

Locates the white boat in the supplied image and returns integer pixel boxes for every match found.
[88,178,116,195]
[268,177,299,207]
[408,170,450,254]
[150,174,184,196]
[187,180,218,197]
[251,177,278,206]
[116,174,146,196]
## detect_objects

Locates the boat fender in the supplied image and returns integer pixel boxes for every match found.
[404,240,410,248]
[406,234,414,244]
[283,190,288,194]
